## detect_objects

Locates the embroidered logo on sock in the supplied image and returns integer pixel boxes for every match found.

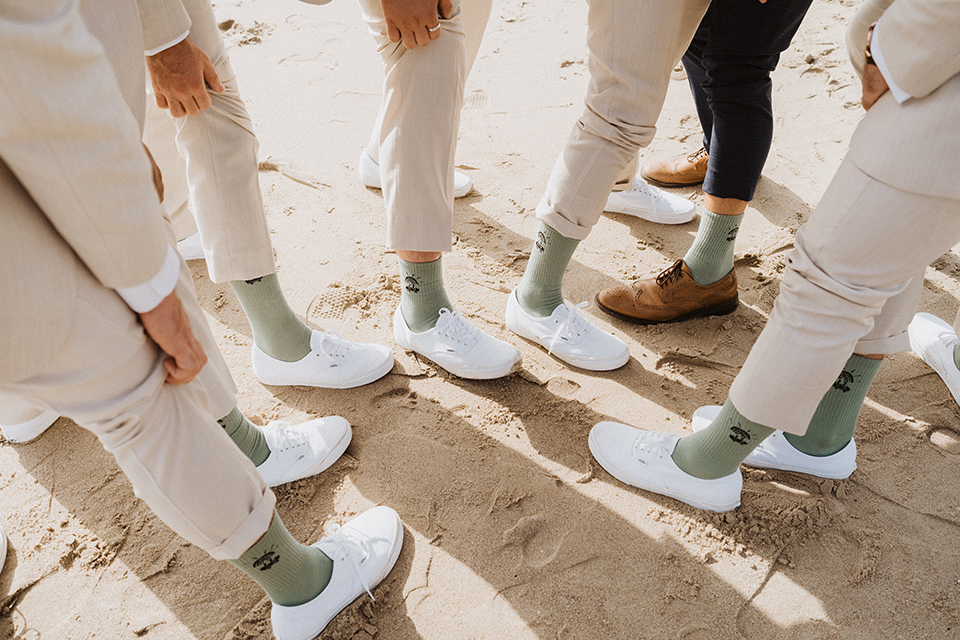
[244,277,264,285]
[405,276,421,293]
[535,231,548,252]
[833,369,859,393]
[729,425,751,445]
[253,550,280,571]
[726,227,739,242]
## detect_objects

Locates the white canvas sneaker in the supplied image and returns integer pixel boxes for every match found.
[908,312,960,406]
[393,306,520,379]
[252,329,393,388]
[690,405,856,480]
[256,417,352,488]
[271,506,404,640]
[589,422,742,512]
[1,409,58,444]
[604,178,697,225]
[358,151,474,198]
[505,290,629,371]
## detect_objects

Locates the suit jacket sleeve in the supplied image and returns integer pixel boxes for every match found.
[137,0,192,53]
[845,0,895,78]
[868,0,960,98]
[0,0,169,289]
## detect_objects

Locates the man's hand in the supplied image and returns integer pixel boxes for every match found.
[146,37,225,117]
[381,0,452,50]
[861,63,889,110]
[139,291,207,384]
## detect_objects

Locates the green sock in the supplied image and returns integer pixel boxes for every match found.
[516,222,580,318]
[683,210,743,286]
[399,257,453,332]
[953,343,960,370]
[229,511,333,606]
[219,407,270,467]
[785,355,882,456]
[231,273,313,362]
[672,399,775,479]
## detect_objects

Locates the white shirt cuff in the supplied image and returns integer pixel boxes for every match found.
[116,245,180,313]
[145,31,189,56]
[871,24,912,104]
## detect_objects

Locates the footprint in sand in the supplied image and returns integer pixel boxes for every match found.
[502,514,566,569]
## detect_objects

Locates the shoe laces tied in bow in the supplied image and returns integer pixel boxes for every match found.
[318,330,351,362]
[323,524,376,601]
[546,302,589,355]
[654,260,685,288]
[435,308,480,347]
[265,421,307,453]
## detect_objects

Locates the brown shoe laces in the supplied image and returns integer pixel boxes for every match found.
[686,147,708,164]
[654,260,685,288]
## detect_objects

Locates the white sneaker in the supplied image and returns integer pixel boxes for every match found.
[589,422,742,512]
[505,290,629,371]
[604,178,697,225]
[256,417,352,488]
[271,506,403,640]
[908,312,960,406]
[393,307,520,379]
[1,409,58,444]
[252,330,394,388]
[691,405,856,480]
[358,150,474,199]
[176,232,205,261]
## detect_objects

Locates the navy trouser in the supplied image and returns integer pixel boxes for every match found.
[683,0,813,201]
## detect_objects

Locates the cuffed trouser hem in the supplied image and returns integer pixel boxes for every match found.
[729,158,960,436]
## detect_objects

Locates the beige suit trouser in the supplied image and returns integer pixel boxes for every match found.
[729,151,960,436]
[537,0,711,239]
[144,0,276,283]
[0,159,272,560]
[363,0,492,167]
[357,0,467,251]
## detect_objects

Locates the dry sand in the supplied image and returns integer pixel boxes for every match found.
[2,0,960,638]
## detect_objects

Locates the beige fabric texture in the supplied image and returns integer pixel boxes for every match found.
[0,0,270,559]
[142,0,277,283]
[536,0,711,240]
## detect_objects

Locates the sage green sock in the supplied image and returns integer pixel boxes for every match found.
[683,210,743,286]
[231,273,313,362]
[516,222,580,318]
[953,343,960,370]
[784,355,882,456]
[229,511,333,606]
[399,257,453,332]
[218,407,270,467]
[672,399,775,479]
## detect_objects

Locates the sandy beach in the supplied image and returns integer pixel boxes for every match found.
[2,0,960,638]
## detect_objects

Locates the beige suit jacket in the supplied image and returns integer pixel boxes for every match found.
[845,0,960,200]
[0,0,168,383]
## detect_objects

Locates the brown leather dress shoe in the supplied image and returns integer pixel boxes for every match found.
[595,260,738,324]
[640,147,709,188]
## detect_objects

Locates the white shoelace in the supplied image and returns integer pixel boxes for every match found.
[632,431,669,463]
[317,330,353,363]
[435,308,480,348]
[323,524,376,601]
[545,302,589,355]
[633,180,665,204]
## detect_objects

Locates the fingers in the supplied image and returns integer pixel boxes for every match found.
[168,99,186,118]
[203,60,225,94]
[438,0,452,19]
[154,92,168,109]
[162,339,207,385]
